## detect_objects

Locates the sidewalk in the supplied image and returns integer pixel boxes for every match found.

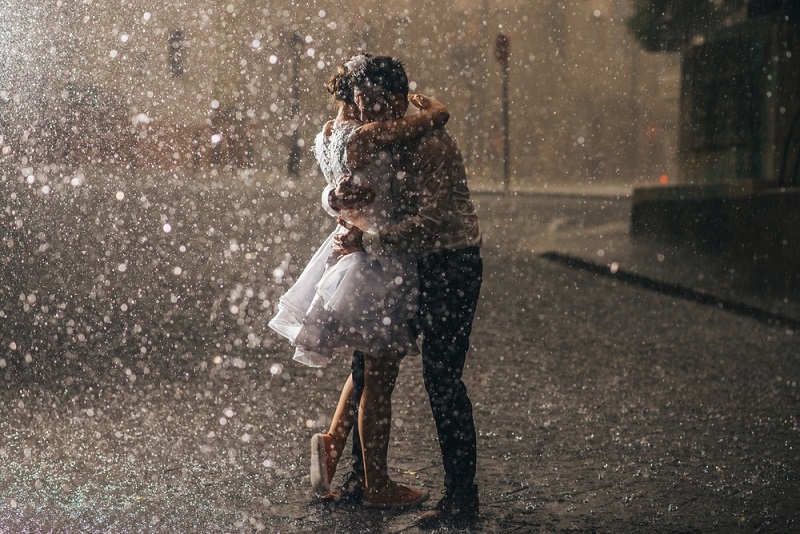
[495,188,800,328]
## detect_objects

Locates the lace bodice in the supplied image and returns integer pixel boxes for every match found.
[314,120,398,234]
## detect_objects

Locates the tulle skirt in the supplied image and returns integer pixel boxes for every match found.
[268,231,420,368]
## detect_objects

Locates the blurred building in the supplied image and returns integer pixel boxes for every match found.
[632,2,800,290]
[1,0,678,189]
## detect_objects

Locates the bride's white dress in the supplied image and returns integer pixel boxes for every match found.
[268,120,419,367]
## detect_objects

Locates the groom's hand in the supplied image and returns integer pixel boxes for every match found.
[332,220,365,257]
[330,176,375,210]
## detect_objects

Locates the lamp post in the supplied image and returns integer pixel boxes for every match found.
[287,32,303,177]
[495,33,511,192]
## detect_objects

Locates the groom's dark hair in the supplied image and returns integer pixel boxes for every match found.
[352,56,409,97]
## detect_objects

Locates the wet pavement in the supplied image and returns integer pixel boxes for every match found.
[1,171,799,532]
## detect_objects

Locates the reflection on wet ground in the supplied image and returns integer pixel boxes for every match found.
[2,169,799,532]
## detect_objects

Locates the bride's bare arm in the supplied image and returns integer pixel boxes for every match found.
[347,94,449,169]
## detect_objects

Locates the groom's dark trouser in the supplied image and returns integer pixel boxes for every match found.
[349,247,482,493]
[416,247,482,493]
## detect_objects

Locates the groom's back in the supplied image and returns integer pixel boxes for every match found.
[387,127,481,254]
[398,128,471,210]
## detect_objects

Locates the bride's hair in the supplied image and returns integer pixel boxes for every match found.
[325,53,373,109]
[326,68,354,108]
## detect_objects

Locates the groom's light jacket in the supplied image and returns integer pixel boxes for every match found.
[380,127,482,257]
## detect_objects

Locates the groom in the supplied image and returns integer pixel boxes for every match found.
[331,55,483,527]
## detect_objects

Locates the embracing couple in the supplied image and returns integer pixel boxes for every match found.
[269,54,482,527]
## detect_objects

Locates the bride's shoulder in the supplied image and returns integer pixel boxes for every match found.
[330,119,362,144]
[333,118,361,131]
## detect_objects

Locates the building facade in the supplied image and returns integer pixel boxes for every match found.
[1,0,679,190]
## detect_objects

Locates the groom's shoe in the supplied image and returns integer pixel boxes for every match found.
[416,484,479,529]
[310,433,337,495]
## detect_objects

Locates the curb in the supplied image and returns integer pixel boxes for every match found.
[541,252,800,330]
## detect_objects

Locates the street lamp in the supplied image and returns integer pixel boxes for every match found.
[287,32,303,177]
[495,33,511,192]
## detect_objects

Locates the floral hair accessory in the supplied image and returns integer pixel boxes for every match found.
[344,53,369,74]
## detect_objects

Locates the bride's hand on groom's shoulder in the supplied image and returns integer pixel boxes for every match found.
[408,94,442,111]
[408,94,449,129]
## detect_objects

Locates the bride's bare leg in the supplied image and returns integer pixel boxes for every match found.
[328,374,355,462]
[311,374,355,493]
[359,354,426,506]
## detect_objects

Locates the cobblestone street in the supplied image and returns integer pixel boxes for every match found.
[1,173,799,532]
